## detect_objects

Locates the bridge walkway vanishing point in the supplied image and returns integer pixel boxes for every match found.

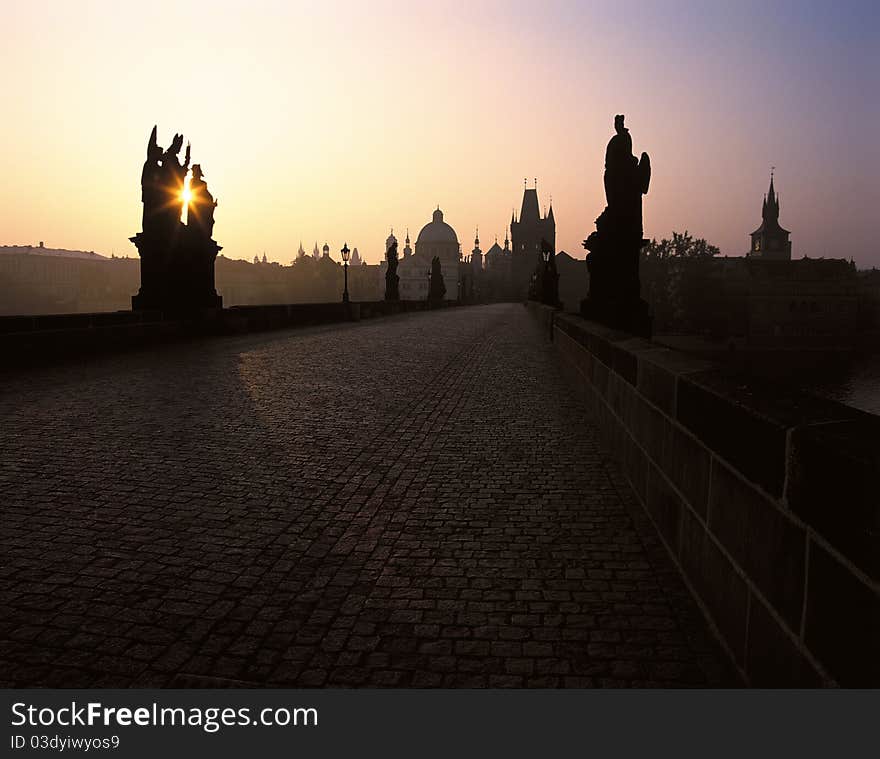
[0,304,735,687]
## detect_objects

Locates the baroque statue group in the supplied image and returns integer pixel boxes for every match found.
[131,126,223,311]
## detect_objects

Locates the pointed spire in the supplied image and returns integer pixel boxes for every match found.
[475,225,480,246]
[763,168,779,222]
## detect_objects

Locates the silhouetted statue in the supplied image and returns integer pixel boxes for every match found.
[157,134,190,237]
[187,164,217,239]
[131,126,222,311]
[541,238,559,306]
[428,256,446,303]
[603,114,651,240]
[528,271,539,301]
[581,115,652,337]
[140,126,163,233]
[385,240,400,301]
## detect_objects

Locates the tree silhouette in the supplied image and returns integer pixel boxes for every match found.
[642,231,720,261]
[640,231,720,332]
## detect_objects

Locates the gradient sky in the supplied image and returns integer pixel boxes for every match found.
[1,0,877,265]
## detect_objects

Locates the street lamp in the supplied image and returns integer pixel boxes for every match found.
[341,242,350,303]
[541,245,557,306]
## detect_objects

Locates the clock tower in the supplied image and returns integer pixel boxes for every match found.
[748,170,791,260]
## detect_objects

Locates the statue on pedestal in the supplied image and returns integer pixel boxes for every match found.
[540,238,559,306]
[187,164,217,239]
[140,126,163,234]
[428,256,446,303]
[581,115,652,337]
[131,126,223,312]
[385,240,400,301]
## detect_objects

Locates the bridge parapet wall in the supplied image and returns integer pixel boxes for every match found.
[527,301,879,686]
[0,300,458,367]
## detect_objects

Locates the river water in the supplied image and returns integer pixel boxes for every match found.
[801,352,880,416]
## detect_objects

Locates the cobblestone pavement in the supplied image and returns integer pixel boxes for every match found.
[0,304,735,687]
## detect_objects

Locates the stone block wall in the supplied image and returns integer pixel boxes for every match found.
[0,300,459,367]
[527,302,879,686]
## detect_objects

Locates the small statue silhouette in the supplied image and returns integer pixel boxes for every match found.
[428,256,446,302]
[157,133,190,236]
[385,240,400,301]
[140,125,163,234]
[187,164,217,239]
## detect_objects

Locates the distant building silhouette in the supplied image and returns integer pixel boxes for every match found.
[383,210,461,301]
[470,229,482,274]
[511,182,555,298]
[748,172,791,260]
[415,208,460,300]
[482,231,513,300]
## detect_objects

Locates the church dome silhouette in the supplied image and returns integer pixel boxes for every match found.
[416,208,458,245]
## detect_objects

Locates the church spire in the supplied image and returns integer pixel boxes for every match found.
[764,168,779,222]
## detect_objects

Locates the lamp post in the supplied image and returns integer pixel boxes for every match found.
[541,243,559,306]
[541,247,554,306]
[341,242,350,303]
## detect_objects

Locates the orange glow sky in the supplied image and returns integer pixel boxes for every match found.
[1,1,877,265]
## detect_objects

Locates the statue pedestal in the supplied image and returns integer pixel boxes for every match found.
[131,225,223,312]
[581,236,652,339]
[580,294,651,338]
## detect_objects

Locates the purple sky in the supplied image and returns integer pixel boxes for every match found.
[1,0,877,265]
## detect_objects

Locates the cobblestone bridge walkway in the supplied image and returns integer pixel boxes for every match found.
[0,304,733,687]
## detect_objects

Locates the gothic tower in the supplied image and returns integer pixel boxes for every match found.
[511,181,555,297]
[748,171,791,260]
